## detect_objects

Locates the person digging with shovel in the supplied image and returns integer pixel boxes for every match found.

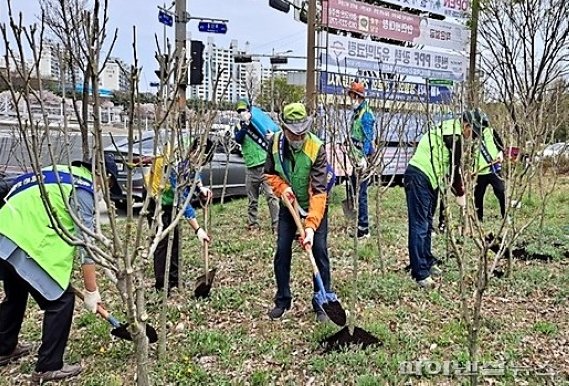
[404,110,486,289]
[145,137,212,294]
[264,102,339,323]
[0,155,120,383]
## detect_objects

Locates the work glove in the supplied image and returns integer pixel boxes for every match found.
[240,111,252,125]
[283,187,296,205]
[265,132,274,141]
[356,157,367,171]
[199,186,213,201]
[455,195,466,208]
[495,151,504,163]
[302,228,315,250]
[83,288,102,313]
[196,227,210,244]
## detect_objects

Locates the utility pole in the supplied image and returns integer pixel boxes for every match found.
[305,0,317,113]
[175,0,188,131]
[468,0,480,107]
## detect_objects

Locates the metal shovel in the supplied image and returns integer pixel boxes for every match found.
[72,286,158,343]
[194,204,216,299]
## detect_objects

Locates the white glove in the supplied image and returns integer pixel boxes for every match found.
[240,111,251,124]
[496,151,504,163]
[199,186,212,201]
[196,227,210,244]
[356,157,367,170]
[83,289,101,313]
[455,195,466,208]
[302,228,315,250]
[265,132,274,141]
[283,187,296,205]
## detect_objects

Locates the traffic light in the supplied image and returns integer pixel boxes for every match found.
[189,40,204,85]
[234,55,253,63]
[154,54,169,81]
[270,57,288,65]
[269,0,290,13]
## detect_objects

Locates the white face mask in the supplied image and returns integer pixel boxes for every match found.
[240,111,249,120]
[352,99,361,110]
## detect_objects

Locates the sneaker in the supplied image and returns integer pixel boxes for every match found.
[417,276,436,289]
[438,222,446,233]
[356,229,370,239]
[32,363,82,383]
[0,343,32,366]
[268,306,287,320]
[430,265,443,277]
[315,310,329,323]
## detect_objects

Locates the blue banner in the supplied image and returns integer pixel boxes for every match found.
[319,71,453,104]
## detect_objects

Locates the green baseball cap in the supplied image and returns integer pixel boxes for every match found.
[280,102,313,135]
[235,99,250,111]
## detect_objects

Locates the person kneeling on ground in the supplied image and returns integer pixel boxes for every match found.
[264,102,335,323]
[145,138,212,293]
[0,155,118,382]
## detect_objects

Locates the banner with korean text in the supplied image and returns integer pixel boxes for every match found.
[319,71,453,104]
[321,34,467,81]
[321,0,469,51]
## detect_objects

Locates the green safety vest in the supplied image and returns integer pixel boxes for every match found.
[350,102,373,160]
[240,133,267,169]
[408,119,462,190]
[475,127,499,175]
[0,165,94,290]
[272,132,323,211]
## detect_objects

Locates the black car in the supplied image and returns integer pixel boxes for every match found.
[103,131,247,207]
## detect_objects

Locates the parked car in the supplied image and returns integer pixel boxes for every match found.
[541,142,568,159]
[103,131,247,207]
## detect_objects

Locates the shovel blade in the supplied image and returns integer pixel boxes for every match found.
[111,323,158,344]
[194,268,217,299]
[322,301,347,327]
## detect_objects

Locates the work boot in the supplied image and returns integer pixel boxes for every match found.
[315,310,329,323]
[0,343,32,366]
[32,363,82,383]
[356,229,370,240]
[417,276,436,289]
[268,306,287,320]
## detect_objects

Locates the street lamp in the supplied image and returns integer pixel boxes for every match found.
[270,49,293,113]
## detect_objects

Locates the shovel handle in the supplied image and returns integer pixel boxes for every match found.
[71,286,121,328]
[281,195,323,283]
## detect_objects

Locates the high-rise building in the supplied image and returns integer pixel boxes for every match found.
[187,38,263,103]
[100,57,130,92]
[38,40,62,80]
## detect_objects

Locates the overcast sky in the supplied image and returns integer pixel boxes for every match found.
[1,0,308,89]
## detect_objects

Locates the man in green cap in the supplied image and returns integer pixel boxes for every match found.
[234,99,279,232]
[404,110,485,288]
[264,102,336,322]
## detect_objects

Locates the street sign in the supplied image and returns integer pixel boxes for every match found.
[198,21,227,34]
[149,82,160,87]
[158,10,173,27]
[429,79,454,86]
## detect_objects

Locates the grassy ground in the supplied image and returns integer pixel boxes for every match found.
[1,179,569,385]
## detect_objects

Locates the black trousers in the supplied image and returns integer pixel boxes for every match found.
[0,260,74,372]
[474,173,506,221]
[147,199,179,290]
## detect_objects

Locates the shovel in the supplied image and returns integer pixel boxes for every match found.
[194,203,216,299]
[282,196,347,327]
[72,286,158,343]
